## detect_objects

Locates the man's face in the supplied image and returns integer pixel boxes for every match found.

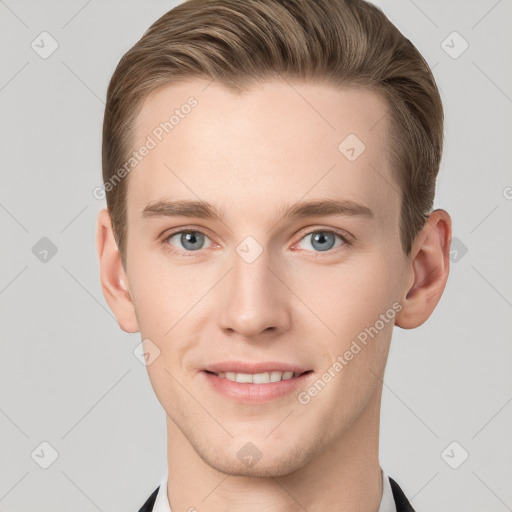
[122,78,410,475]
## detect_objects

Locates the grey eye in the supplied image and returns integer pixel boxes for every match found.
[168,231,210,251]
[297,231,345,252]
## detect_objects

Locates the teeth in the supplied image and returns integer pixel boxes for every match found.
[216,371,299,383]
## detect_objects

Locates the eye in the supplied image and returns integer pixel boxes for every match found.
[165,230,212,253]
[294,230,348,253]
[161,227,350,256]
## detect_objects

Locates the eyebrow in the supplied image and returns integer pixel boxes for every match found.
[141,198,374,222]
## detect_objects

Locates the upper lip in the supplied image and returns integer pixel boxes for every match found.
[204,361,312,374]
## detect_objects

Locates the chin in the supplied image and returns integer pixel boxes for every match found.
[198,440,311,478]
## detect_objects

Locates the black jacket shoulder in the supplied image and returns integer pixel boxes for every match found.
[137,485,159,512]
[389,477,416,512]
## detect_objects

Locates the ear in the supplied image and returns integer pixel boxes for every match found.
[395,209,452,329]
[96,208,139,333]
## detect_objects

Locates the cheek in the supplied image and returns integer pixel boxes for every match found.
[129,273,172,338]
[127,250,202,335]
[127,256,213,374]
[292,254,400,329]
[137,279,166,348]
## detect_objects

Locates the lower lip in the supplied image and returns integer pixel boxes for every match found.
[202,371,313,404]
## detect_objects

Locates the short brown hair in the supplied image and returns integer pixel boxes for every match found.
[102,0,443,269]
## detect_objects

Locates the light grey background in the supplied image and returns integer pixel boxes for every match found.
[1,0,511,511]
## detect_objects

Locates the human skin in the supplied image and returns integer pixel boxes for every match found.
[96,78,451,511]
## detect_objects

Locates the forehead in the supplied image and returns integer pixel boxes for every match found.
[126,78,400,230]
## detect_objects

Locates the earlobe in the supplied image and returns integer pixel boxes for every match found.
[96,208,139,333]
[395,209,452,329]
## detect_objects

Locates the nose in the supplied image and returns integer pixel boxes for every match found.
[217,246,292,340]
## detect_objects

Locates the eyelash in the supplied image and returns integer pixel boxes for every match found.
[160,226,352,257]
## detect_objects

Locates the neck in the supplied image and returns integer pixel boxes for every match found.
[165,382,383,512]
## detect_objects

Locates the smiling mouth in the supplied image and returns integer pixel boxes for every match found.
[204,369,313,384]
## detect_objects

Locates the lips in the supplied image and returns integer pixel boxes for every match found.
[202,367,314,403]
[203,361,312,375]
